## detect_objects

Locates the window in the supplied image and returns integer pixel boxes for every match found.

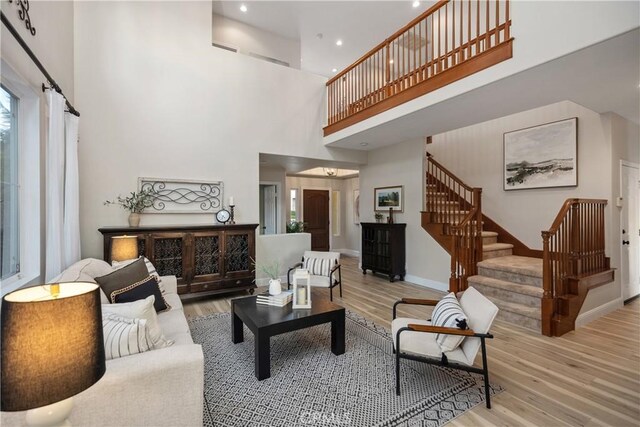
[1,60,40,294]
[290,189,298,222]
[332,190,340,236]
[0,85,19,280]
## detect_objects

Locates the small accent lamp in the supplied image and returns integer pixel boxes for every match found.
[292,269,311,309]
[1,283,106,426]
[110,235,138,262]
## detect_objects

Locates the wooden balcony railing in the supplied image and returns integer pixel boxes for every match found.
[541,199,609,336]
[425,153,482,293]
[325,0,513,136]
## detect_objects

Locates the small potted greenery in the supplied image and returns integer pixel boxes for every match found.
[374,212,383,223]
[104,189,154,227]
[255,260,281,295]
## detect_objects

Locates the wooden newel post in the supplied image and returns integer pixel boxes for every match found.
[569,202,581,276]
[450,227,459,293]
[541,230,554,336]
[473,188,483,277]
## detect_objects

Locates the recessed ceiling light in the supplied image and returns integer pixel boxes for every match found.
[336,39,343,46]
[412,1,420,8]
[240,4,248,12]
[332,68,337,73]
[360,142,369,146]
[389,59,394,64]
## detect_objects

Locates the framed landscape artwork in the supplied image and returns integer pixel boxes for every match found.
[374,186,403,212]
[503,117,578,191]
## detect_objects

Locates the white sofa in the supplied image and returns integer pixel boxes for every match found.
[1,275,204,427]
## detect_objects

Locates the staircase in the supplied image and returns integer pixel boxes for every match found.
[422,153,614,336]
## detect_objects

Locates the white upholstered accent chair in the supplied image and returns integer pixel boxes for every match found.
[287,251,342,301]
[391,287,499,408]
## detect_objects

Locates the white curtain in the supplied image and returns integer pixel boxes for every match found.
[63,113,81,268]
[45,91,82,280]
[45,91,66,280]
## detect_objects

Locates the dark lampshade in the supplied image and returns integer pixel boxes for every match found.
[110,235,138,262]
[1,283,106,412]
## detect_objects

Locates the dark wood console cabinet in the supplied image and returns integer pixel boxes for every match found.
[361,222,406,282]
[98,224,258,299]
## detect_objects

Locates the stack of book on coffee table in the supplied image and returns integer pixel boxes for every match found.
[256,290,294,307]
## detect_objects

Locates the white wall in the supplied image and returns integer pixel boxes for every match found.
[285,175,360,255]
[359,139,451,291]
[326,1,639,143]
[212,13,300,69]
[73,1,367,260]
[255,233,311,285]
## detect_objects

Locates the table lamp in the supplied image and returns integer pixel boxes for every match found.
[110,235,138,262]
[1,282,106,426]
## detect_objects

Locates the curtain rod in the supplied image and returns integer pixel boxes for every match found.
[1,11,80,117]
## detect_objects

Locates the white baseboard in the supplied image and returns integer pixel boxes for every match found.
[334,248,360,257]
[575,297,623,328]
[403,274,448,293]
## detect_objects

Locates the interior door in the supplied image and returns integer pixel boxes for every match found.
[621,163,640,301]
[303,189,330,251]
[259,184,278,235]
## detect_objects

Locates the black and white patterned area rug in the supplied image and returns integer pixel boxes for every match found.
[189,311,502,427]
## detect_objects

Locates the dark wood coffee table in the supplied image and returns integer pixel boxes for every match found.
[231,296,345,380]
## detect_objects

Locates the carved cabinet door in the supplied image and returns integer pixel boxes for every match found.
[222,229,255,279]
[148,232,189,294]
[188,231,224,293]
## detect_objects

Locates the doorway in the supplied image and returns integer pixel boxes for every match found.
[259,183,280,235]
[621,161,639,302]
[303,189,330,251]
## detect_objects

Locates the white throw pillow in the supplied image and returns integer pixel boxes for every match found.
[51,258,114,282]
[102,314,152,360]
[431,292,469,352]
[102,295,174,349]
[112,257,165,294]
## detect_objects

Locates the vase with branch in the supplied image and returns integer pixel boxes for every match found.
[255,260,282,296]
[104,189,154,227]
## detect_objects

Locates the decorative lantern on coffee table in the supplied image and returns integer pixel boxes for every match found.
[292,269,311,309]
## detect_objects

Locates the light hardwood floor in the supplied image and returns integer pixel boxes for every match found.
[183,256,640,426]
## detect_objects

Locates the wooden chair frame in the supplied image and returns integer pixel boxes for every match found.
[287,258,343,301]
[392,298,495,409]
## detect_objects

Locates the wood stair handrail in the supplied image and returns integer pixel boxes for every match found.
[426,152,476,195]
[326,0,450,85]
[541,198,610,336]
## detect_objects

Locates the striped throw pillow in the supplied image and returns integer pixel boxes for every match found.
[102,313,152,360]
[431,293,469,352]
[304,257,332,277]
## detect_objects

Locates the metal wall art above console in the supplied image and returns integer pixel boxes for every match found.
[139,177,223,213]
[99,224,258,298]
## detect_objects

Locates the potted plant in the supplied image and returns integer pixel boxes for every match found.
[374,212,383,223]
[104,189,154,227]
[286,221,306,233]
[256,260,282,296]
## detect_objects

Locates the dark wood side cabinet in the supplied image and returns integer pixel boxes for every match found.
[361,223,406,282]
[98,224,258,299]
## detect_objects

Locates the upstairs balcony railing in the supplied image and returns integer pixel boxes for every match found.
[325,0,512,136]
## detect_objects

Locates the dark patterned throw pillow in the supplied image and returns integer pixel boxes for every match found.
[95,257,149,299]
[110,275,171,313]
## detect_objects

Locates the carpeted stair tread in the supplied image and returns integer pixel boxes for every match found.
[477,255,543,277]
[468,275,543,298]
[481,231,498,238]
[483,243,514,251]
[485,296,541,320]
